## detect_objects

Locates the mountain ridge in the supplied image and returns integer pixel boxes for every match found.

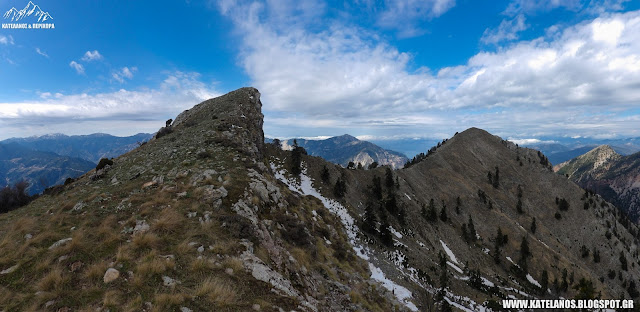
[279,135,409,169]
[0,88,638,311]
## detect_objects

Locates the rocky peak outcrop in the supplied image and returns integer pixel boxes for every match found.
[173,87,265,158]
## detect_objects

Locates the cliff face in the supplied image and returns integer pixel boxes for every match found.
[0,88,638,312]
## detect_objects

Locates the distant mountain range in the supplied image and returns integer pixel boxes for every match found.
[522,138,640,166]
[3,1,53,22]
[2,133,153,163]
[0,142,94,195]
[556,145,640,223]
[0,133,153,194]
[273,134,409,169]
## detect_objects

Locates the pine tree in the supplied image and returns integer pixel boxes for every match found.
[455,196,461,215]
[620,251,628,271]
[362,203,377,235]
[530,217,537,234]
[541,270,549,292]
[439,200,448,222]
[426,198,437,222]
[516,198,523,214]
[493,166,500,188]
[290,139,304,176]
[468,216,477,242]
[385,167,394,188]
[371,176,382,201]
[321,165,330,183]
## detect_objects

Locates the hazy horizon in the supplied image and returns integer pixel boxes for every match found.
[2,0,640,146]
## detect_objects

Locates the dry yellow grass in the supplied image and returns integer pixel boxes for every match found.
[36,268,67,293]
[222,257,244,273]
[83,261,108,283]
[152,293,185,312]
[132,232,160,250]
[152,207,185,233]
[190,257,215,274]
[194,277,237,305]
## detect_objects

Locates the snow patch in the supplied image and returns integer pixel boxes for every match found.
[447,261,464,274]
[527,274,542,288]
[389,226,403,238]
[404,193,411,200]
[440,240,459,264]
[369,263,418,311]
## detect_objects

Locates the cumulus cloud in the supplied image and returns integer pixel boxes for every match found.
[481,14,528,44]
[69,61,85,75]
[0,35,14,45]
[373,0,456,37]
[81,50,103,62]
[217,1,640,140]
[112,66,137,83]
[0,71,220,139]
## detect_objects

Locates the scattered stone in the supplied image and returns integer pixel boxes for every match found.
[162,275,178,287]
[197,246,205,253]
[142,181,157,188]
[187,211,197,218]
[133,220,150,235]
[72,201,85,211]
[180,307,193,312]
[24,233,32,240]
[177,191,188,198]
[45,300,55,308]
[252,304,261,311]
[198,185,227,209]
[188,242,199,247]
[48,238,72,250]
[225,268,234,275]
[103,268,120,283]
[0,264,19,275]
[70,226,76,231]
[57,255,69,262]
[152,175,164,185]
[111,176,118,184]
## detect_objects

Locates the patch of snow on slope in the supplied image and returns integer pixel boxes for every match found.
[271,162,418,311]
[447,261,464,274]
[389,226,403,238]
[405,193,411,200]
[527,274,541,288]
[369,263,418,311]
[440,240,459,264]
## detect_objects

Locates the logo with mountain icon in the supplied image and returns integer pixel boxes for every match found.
[3,1,53,22]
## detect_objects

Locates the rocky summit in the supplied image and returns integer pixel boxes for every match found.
[0,87,639,311]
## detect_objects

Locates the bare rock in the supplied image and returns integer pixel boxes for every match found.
[103,268,120,283]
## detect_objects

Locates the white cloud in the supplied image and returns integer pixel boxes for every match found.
[217,2,640,140]
[0,72,220,140]
[0,35,14,45]
[481,14,528,44]
[69,61,85,75]
[36,47,49,58]
[112,66,137,83]
[504,0,583,16]
[374,0,456,37]
[507,138,558,145]
[81,50,103,62]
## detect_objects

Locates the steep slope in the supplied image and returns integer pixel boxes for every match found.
[280,135,408,169]
[0,88,401,311]
[295,128,640,310]
[557,145,640,223]
[2,133,153,164]
[0,143,95,195]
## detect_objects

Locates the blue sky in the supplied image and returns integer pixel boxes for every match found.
[2,0,640,153]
